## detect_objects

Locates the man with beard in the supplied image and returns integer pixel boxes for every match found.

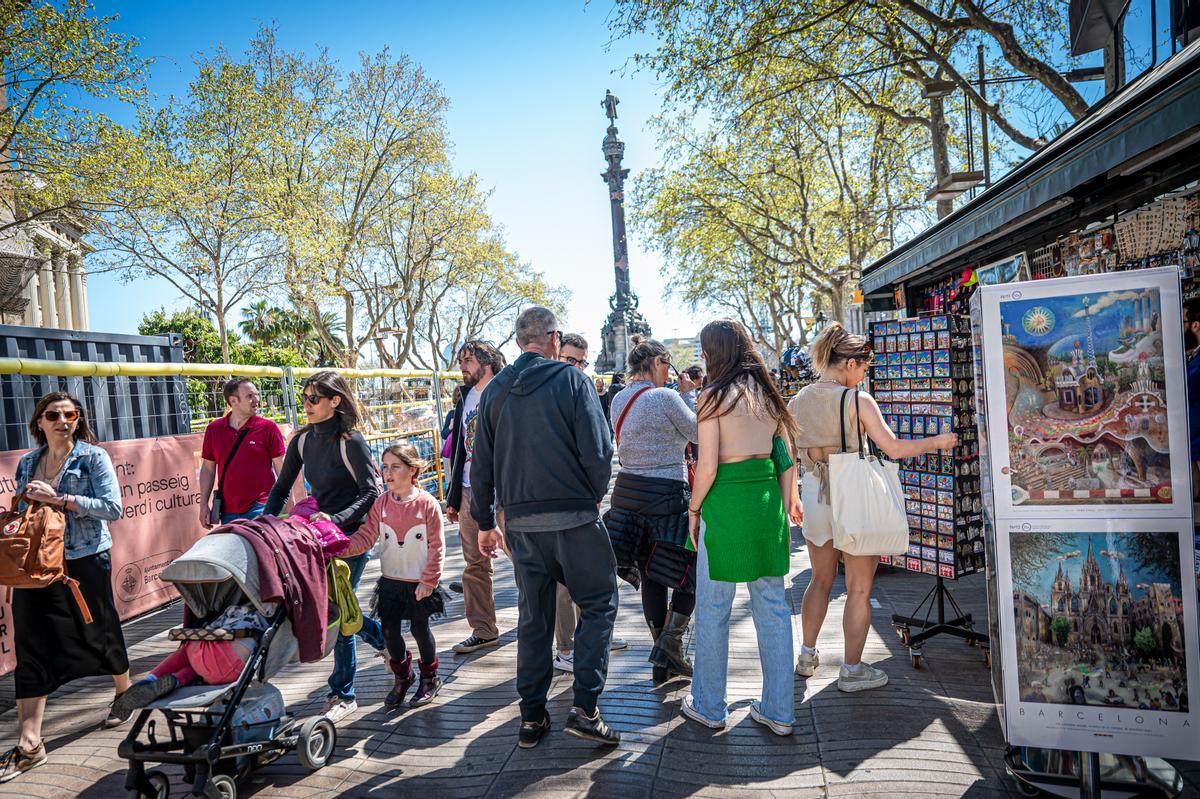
[446,340,508,654]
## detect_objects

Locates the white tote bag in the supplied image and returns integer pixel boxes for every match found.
[828,389,909,557]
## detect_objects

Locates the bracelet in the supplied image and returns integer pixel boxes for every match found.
[56,493,68,508]
[687,507,701,514]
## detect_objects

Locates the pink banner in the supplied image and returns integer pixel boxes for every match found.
[0,433,209,675]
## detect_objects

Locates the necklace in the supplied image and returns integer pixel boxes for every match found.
[38,448,71,482]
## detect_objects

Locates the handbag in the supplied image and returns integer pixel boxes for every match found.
[827,389,909,557]
[0,490,93,622]
[210,424,252,525]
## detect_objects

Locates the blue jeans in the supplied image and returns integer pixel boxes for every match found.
[690,532,795,726]
[327,552,386,700]
[220,502,266,524]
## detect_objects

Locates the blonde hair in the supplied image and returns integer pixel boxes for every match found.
[809,322,872,374]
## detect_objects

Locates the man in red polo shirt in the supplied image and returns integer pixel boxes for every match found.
[198,378,286,526]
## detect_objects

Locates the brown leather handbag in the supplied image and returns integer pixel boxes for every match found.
[0,491,93,622]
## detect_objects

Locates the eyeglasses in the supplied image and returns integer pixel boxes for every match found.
[562,356,589,368]
[301,393,328,405]
[43,410,79,423]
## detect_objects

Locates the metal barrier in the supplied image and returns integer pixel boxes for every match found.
[0,356,462,501]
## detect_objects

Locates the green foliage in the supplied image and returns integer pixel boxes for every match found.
[1133,627,1154,655]
[0,0,147,235]
[1051,616,1071,647]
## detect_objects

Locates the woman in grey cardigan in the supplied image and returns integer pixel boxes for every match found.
[604,336,699,684]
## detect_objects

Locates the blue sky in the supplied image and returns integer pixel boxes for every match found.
[1014,532,1182,597]
[86,1,698,350]
[83,1,1175,357]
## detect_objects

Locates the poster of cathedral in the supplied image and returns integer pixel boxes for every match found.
[976,268,1192,519]
[994,519,1199,759]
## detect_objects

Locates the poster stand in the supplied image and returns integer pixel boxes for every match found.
[891,574,988,668]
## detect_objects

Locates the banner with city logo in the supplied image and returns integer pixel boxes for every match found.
[976,267,1192,520]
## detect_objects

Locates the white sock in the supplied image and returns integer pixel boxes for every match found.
[843,661,864,673]
[800,644,817,656]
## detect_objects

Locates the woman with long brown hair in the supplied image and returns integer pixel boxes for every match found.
[2,392,131,782]
[264,371,382,723]
[681,319,800,737]
[788,322,955,692]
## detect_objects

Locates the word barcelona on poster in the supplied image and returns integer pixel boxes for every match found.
[974,267,1199,760]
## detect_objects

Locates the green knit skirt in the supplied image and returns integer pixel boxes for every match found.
[697,458,790,583]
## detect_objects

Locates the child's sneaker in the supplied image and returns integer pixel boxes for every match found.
[837,662,889,692]
[110,675,179,724]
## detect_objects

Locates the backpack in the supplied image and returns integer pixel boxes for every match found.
[296,430,384,491]
[0,492,93,622]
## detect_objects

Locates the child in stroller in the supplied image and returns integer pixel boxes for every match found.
[121,529,339,799]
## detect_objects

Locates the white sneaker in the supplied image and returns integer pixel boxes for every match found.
[749,700,793,736]
[609,637,629,651]
[795,648,820,677]
[837,662,889,693]
[680,694,725,730]
[553,651,575,673]
[322,696,358,724]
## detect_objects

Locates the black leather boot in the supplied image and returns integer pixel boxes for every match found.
[650,611,693,678]
[647,622,669,685]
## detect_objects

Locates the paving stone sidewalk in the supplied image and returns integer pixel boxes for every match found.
[2,521,1197,798]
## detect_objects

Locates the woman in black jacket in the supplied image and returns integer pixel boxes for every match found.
[264,371,381,723]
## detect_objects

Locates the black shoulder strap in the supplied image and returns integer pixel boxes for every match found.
[217,424,253,494]
[838,388,866,459]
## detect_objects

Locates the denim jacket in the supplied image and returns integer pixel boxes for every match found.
[14,440,122,560]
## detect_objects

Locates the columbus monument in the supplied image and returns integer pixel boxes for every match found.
[594,89,651,374]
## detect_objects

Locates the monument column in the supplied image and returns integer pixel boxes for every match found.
[68,252,86,330]
[37,244,58,328]
[595,89,651,374]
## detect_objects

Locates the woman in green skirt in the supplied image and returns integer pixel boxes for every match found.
[681,319,802,736]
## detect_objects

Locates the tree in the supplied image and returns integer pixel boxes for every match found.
[1133,627,1154,656]
[239,299,282,347]
[1051,616,1071,648]
[94,54,277,362]
[0,0,147,236]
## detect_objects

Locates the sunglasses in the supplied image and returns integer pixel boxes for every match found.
[43,409,80,422]
[301,393,328,405]
[562,355,589,369]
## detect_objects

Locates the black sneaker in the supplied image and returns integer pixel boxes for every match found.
[518,712,551,749]
[564,707,621,746]
[449,581,464,594]
[452,634,498,654]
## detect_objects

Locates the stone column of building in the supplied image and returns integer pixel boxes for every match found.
[70,252,89,330]
[23,268,42,326]
[53,246,74,329]
[37,245,58,328]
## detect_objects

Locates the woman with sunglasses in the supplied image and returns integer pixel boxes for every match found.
[264,371,383,724]
[2,392,131,783]
[788,323,956,693]
[605,335,700,684]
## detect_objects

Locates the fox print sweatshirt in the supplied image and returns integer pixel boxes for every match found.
[343,489,444,588]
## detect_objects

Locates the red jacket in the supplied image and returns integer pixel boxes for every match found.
[223,516,328,663]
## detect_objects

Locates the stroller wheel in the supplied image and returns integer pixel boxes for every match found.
[128,769,170,799]
[205,773,237,799]
[297,716,337,770]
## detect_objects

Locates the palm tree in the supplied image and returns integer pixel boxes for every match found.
[239,300,282,347]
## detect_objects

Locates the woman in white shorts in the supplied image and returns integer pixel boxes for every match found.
[787,323,956,692]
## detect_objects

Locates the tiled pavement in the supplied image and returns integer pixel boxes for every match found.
[2,525,1198,798]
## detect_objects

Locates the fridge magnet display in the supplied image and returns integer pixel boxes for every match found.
[976,268,1192,519]
[994,517,1199,759]
[977,252,1031,286]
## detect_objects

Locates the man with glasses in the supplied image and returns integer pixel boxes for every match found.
[446,341,508,654]
[552,334,628,674]
[198,378,285,527]
[471,308,621,748]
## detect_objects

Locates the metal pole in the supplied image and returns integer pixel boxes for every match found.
[1078,750,1102,799]
[282,367,298,428]
[977,45,991,188]
[431,369,445,438]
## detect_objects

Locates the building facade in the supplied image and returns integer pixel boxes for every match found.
[0,215,90,331]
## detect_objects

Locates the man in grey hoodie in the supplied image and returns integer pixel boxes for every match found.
[471,306,620,749]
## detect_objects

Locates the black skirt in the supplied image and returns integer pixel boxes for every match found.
[12,551,130,698]
[370,578,448,625]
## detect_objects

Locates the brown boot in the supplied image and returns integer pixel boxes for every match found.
[650,611,693,678]
[385,653,414,709]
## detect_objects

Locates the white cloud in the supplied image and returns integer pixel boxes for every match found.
[1072,291,1141,318]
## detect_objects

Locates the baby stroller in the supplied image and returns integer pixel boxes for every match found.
[120,533,339,799]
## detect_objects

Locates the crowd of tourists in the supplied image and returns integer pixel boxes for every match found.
[4,304,965,779]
